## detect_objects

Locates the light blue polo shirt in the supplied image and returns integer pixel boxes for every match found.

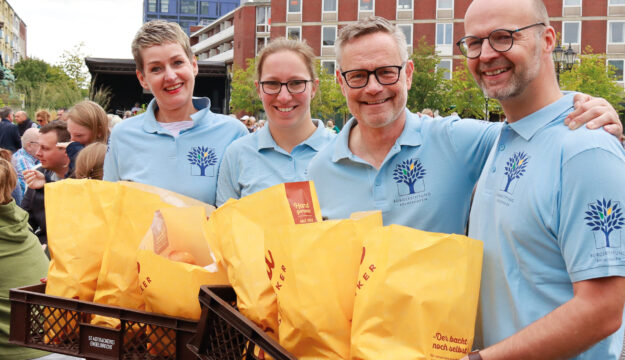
[216,119,334,206]
[103,97,248,205]
[307,109,500,233]
[469,92,625,359]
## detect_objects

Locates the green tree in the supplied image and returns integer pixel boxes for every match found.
[559,45,625,114]
[58,42,90,90]
[229,58,263,115]
[406,37,452,114]
[448,63,502,120]
[311,62,349,122]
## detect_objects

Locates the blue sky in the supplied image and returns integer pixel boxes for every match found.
[10,0,143,65]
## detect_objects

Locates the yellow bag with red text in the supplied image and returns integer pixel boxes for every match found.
[206,181,322,341]
[350,225,483,360]
[264,211,382,360]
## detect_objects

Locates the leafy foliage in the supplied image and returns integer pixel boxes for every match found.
[229,58,263,115]
[406,37,452,114]
[585,199,624,247]
[448,62,502,120]
[559,46,625,114]
[311,61,349,122]
[59,42,90,90]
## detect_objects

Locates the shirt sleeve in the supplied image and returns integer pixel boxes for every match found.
[215,146,241,207]
[447,119,502,183]
[559,147,625,282]
[103,134,120,181]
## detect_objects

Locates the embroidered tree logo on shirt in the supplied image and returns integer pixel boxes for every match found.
[187,146,217,176]
[585,199,624,248]
[393,158,426,194]
[503,152,529,193]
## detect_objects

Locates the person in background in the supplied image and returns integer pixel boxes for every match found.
[216,38,335,206]
[462,0,625,358]
[55,108,67,121]
[123,110,132,119]
[64,100,110,177]
[74,143,107,180]
[420,108,434,118]
[14,111,37,136]
[130,102,142,114]
[11,128,40,198]
[0,107,20,153]
[0,157,50,360]
[35,110,50,127]
[245,116,257,133]
[104,20,248,205]
[0,149,22,206]
[257,119,266,128]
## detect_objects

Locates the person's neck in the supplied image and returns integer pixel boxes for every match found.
[501,78,562,123]
[269,118,317,154]
[349,114,406,170]
[155,102,197,123]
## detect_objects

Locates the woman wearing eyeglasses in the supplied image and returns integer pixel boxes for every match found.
[215,38,335,206]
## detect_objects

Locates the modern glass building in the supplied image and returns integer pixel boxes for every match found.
[143,0,241,34]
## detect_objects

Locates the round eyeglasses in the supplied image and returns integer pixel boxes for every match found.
[259,79,312,95]
[340,63,406,89]
[456,23,545,59]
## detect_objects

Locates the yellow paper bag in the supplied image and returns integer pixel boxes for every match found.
[207,181,322,340]
[350,225,483,360]
[264,212,382,360]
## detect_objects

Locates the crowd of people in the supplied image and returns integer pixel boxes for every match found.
[2,0,625,358]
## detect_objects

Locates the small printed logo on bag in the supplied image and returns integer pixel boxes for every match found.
[186,146,217,177]
[393,158,426,195]
[585,198,624,249]
[500,151,529,194]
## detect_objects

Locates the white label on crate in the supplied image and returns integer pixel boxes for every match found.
[88,335,115,350]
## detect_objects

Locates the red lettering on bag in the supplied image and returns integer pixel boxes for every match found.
[363,273,369,281]
[285,182,318,224]
[360,246,366,265]
[280,273,285,281]
[265,250,275,280]
[369,264,376,272]
[281,265,286,272]
[357,281,363,289]
[275,282,282,290]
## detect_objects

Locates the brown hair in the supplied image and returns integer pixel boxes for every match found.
[75,143,107,180]
[35,110,51,125]
[40,121,71,143]
[131,20,194,74]
[0,154,16,205]
[255,37,317,81]
[67,100,110,144]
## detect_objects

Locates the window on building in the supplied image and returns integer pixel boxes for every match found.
[161,0,169,12]
[436,23,453,45]
[360,0,374,11]
[438,59,452,80]
[398,24,413,47]
[608,59,624,81]
[287,27,301,41]
[221,2,237,14]
[398,0,412,10]
[609,22,625,43]
[181,0,197,14]
[148,0,157,12]
[322,60,336,75]
[200,2,218,16]
[257,37,269,55]
[437,0,453,9]
[322,26,337,47]
[563,0,581,5]
[288,0,301,13]
[257,6,271,33]
[323,0,337,12]
[563,22,580,45]
[610,0,625,5]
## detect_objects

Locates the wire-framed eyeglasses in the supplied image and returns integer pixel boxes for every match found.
[340,63,406,89]
[456,22,546,59]
[259,79,313,94]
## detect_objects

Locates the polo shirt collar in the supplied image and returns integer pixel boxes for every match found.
[507,92,575,141]
[142,97,211,134]
[257,119,328,152]
[331,108,423,162]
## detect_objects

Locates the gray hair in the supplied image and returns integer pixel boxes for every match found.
[335,16,409,68]
[21,128,39,147]
[0,106,12,119]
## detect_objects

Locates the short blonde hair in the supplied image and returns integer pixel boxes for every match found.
[255,37,317,81]
[335,16,409,67]
[132,20,194,74]
[75,143,107,180]
[0,155,16,205]
[67,100,110,144]
[35,110,51,125]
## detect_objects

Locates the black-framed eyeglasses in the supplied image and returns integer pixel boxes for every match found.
[456,23,545,59]
[259,79,312,94]
[340,63,406,89]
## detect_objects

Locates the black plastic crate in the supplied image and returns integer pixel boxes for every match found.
[187,285,296,360]
[10,283,198,359]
